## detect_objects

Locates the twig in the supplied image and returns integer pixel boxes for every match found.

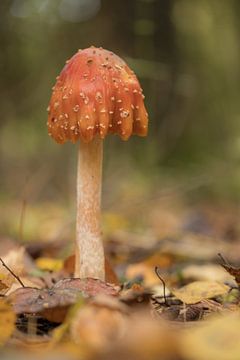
[218,253,230,266]
[0,258,25,287]
[154,266,168,306]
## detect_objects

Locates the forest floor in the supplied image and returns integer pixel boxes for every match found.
[1,196,240,360]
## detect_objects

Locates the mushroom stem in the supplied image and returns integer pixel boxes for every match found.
[75,136,105,280]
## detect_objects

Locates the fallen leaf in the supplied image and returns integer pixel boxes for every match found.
[126,263,159,286]
[181,312,240,360]
[172,281,229,304]
[7,278,120,323]
[0,299,16,346]
[90,294,129,313]
[7,286,85,323]
[5,276,43,296]
[0,280,8,293]
[113,312,179,360]
[0,274,14,295]
[120,284,152,308]
[36,257,63,272]
[70,303,127,351]
[50,300,85,347]
[0,247,36,276]
[182,264,236,284]
[144,253,174,269]
[0,237,19,256]
[152,298,224,322]
[218,254,240,286]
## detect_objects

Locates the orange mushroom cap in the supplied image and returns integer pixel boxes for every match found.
[47,46,148,143]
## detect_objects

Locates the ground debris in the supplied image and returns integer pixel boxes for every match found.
[1,201,240,359]
[7,278,120,323]
[218,253,240,286]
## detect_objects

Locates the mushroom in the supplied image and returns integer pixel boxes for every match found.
[47,46,148,280]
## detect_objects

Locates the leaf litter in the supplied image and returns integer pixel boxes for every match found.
[1,202,240,359]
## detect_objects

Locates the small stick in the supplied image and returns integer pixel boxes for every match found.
[155,266,168,306]
[218,252,231,265]
[0,257,25,287]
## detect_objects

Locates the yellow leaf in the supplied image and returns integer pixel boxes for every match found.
[181,312,240,360]
[172,281,229,304]
[36,257,63,272]
[0,274,14,295]
[0,300,16,346]
[50,300,85,346]
[126,263,159,286]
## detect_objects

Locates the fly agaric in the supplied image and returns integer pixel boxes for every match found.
[47,46,148,280]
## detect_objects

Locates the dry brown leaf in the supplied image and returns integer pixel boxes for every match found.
[120,284,152,309]
[70,304,127,351]
[0,274,14,295]
[0,299,16,346]
[0,247,36,276]
[219,254,240,286]
[51,296,128,354]
[113,312,179,360]
[90,294,129,313]
[152,298,224,322]
[126,263,159,286]
[7,286,84,323]
[144,253,174,269]
[7,278,120,323]
[172,281,230,304]
[0,237,19,256]
[0,280,8,293]
[5,276,43,296]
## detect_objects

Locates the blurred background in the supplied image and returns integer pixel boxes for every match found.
[1,0,240,250]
